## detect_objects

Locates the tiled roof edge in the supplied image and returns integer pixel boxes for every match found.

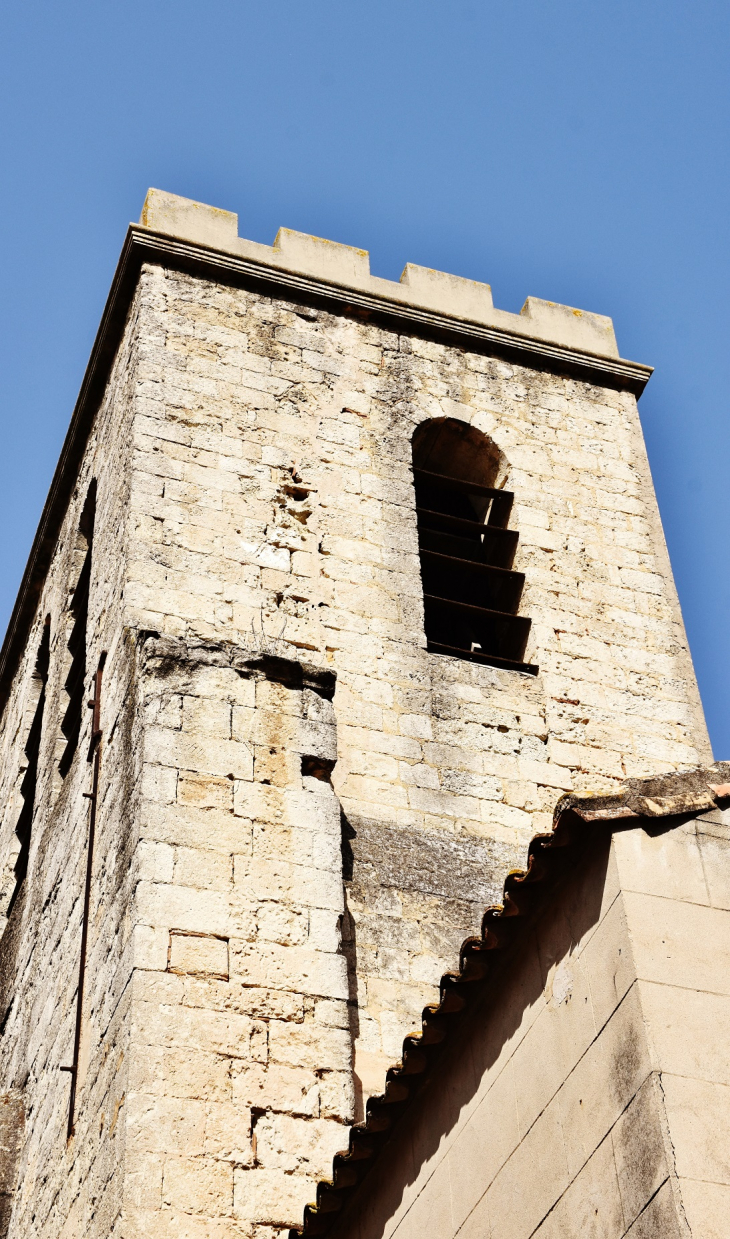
[291,761,730,1239]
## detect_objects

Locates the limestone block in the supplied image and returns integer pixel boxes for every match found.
[579,899,634,1030]
[137,838,175,883]
[445,1064,519,1230]
[174,847,233,892]
[205,1101,255,1165]
[133,998,254,1057]
[637,981,730,1085]
[231,1063,320,1118]
[181,696,233,737]
[140,188,239,251]
[667,1069,730,1188]
[610,1074,670,1228]
[168,931,229,980]
[696,818,730,910]
[622,1179,685,1238]
[678,1178,730,1239]
[122,1205,250,1237]
[142,802,252,854]
[557,983,651,1175]
[162,1156,234,1217]
[529,1133,624,1239]
[145,727,254,782]
[613,824,709,905]
[128,1045,230,1103]
[134,880,230,937]
[233,1166,316,1228]
[512,985,593,1139]
[176,770,234,812]
[485,1095,570,1239]
[623,888,730,995]
[141,761,178,804]
[454,1192,491,1239]
[398,263,494,324]
[267,1020,351,1073]
[122,1148,164,1212]
[126,1093,207,1156]
[273,228,370,286]
[253,1111,347,1176]
[132,924,170,972]
[231,942,348,1002]
[391,1157,453,1239]
[256,901,308,947]
[233,856,344,912]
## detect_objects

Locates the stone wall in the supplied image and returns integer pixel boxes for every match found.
[0,199,714,1236]
[0,289,142,1237]
[126,636,349,1235]
[334,809,730,1239]
[124,259,710,1096]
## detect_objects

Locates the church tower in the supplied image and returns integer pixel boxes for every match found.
[0,191,710,1237]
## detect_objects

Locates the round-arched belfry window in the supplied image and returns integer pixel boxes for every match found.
[412,418,537,674]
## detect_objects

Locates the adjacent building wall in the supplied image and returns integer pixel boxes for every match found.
[335,809,730,1239]
[614,807,730,1237]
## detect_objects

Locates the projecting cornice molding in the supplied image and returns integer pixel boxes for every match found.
[127,224,654,395]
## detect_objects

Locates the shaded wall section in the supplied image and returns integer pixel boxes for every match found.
[333,808,730,1239]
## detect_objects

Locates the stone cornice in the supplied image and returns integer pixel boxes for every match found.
[0,223,652,714]
[131,225,653,393]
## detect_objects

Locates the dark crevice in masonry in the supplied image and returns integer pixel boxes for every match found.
[250,1107,266,1166]
[0,1001,12,1038]
[59,481,96,779]
[338,810,362,1123]
[140,633,336,699]
[7,620,50,919]
[301,756,335,783]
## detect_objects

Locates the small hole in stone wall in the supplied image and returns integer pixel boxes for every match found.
[250,1107,266,1164]
[301,756,335,783]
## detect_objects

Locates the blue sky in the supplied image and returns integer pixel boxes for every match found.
[1,1,728,754]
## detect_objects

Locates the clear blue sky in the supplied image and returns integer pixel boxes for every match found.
[1,1,728,755]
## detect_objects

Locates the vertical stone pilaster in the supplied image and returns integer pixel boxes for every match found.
[123,637,350,1236]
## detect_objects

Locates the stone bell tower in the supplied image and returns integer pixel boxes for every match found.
[0,190,710,1238]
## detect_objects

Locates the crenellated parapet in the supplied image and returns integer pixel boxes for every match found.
[140,188,620,359]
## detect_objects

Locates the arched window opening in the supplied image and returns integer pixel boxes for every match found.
[412,419,537,675]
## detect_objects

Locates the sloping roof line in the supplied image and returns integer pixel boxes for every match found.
[290,762,730,1239]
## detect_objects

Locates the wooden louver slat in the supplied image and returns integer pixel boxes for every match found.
[414,469,538,675]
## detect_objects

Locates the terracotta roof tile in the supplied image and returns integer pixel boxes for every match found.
[291,762,730,1239]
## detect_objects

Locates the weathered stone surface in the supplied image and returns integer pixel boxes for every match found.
[0,193,714,1236]
[0,1090,24,1238]
[331,819,730,1239]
